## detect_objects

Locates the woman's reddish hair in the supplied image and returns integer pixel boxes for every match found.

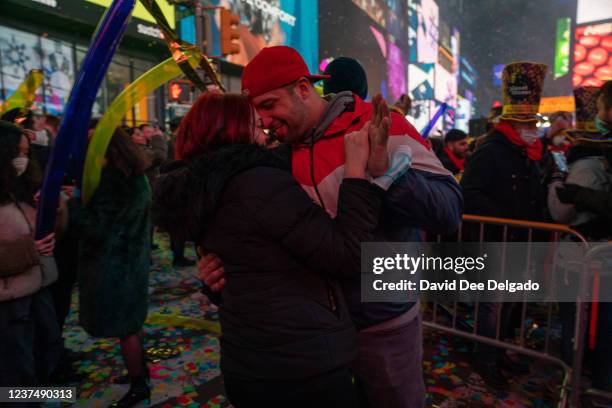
[175,93,255,160]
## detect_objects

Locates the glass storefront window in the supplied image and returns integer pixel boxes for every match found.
[130,57,157,126]
[1,24,160,124]
[40,36,75,115]
[0,25,43,108]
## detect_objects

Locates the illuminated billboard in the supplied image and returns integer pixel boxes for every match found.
[408,0,418,62]
[539,96,576,114]
[415,0,439,64]
[459,57,477,91]
[351,0,385,27]
[212,0,318,72]
[493,64,504,87]
[554,18,571,79]
[319,0,409,101]
[573,21,612,88]
[412,100,434,133]
[85,0,175,28]
[387,41,407,102]
[435,63,457,107]
[455,96,472,133]
[577,0,612,25]
[409,63,435,100]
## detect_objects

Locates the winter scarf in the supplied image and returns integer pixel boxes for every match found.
[496,122,543,161]
[443,147,465,172]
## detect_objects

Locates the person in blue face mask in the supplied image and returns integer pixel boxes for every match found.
[551,80,612,393]
[555,81,612,209]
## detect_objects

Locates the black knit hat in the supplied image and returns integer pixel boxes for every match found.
[444,129,468,143]
[323,57,368,99]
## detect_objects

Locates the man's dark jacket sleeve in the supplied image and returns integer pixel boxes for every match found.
[573,185,612,217]
[248,168,382,278]
[384,169,463,235]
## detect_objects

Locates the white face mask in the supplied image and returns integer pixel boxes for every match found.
[518,129,539,145]
[32,130,48,146]
[12,157,28,176]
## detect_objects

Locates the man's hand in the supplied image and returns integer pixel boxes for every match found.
[197,248,226,292]
[368,94,390,177]
[344,124,370,179]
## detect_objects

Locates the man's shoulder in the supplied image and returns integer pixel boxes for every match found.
[477,131,511,152]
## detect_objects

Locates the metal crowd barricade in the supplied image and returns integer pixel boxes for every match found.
[423,214,594,407]
[581,242,612,407]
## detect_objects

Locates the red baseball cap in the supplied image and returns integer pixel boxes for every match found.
[242,46,329,100]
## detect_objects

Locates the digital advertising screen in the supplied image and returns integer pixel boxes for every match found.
[408,63,435,100]
[573,21,612,88]
[319,0,409,101]
[351,0,386,28]
[455,96,472,133]
[85,0,175,28]
[0,25,75,115]
[435,63,457,107]
[451,28,460,76]
[576,0,612,25]
[387,40,408,102]
[408,0,418,62]
[460,57,477,89]
[411,99,433,133]
[385,0,409,45]
[493,64,505,87]
[415,0,439,64]
[351,0,408,44]
[554,18,571,79]
[212,0,319,73]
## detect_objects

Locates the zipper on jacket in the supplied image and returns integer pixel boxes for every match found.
[326,280,338,316]
[310,133,327,213]
[308,133,338,316]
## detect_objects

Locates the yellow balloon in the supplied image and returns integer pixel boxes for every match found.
[1,69,44,113]
[82,53,199,203]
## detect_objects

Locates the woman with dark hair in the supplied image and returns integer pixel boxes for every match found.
[68,128,151,407]
[0,120,62,387]
[154,93,390,407]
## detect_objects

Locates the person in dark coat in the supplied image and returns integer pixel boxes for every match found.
[162,116,195,267]
[153,93,386,408]
[461,62,548,388]
[549,82,612,392]
[68,129,151,407]
[437,129,469,177]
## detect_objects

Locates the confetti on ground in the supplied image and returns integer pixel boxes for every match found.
[60,233,561,406]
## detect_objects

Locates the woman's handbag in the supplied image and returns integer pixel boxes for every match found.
[0,235,40,277]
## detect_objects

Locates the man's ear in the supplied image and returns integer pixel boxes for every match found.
[295,77,313,100]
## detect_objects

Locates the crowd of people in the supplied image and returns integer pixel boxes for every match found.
[0,44,610,408]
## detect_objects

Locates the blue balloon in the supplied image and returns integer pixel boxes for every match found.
[35,0,135,239]
[421,103,449,139]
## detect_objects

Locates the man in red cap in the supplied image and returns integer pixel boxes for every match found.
[203,46,462,408]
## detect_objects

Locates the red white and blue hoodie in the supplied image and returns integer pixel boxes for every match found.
[291,93,463,329]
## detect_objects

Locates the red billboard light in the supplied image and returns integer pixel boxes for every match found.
[573,21,612,88]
